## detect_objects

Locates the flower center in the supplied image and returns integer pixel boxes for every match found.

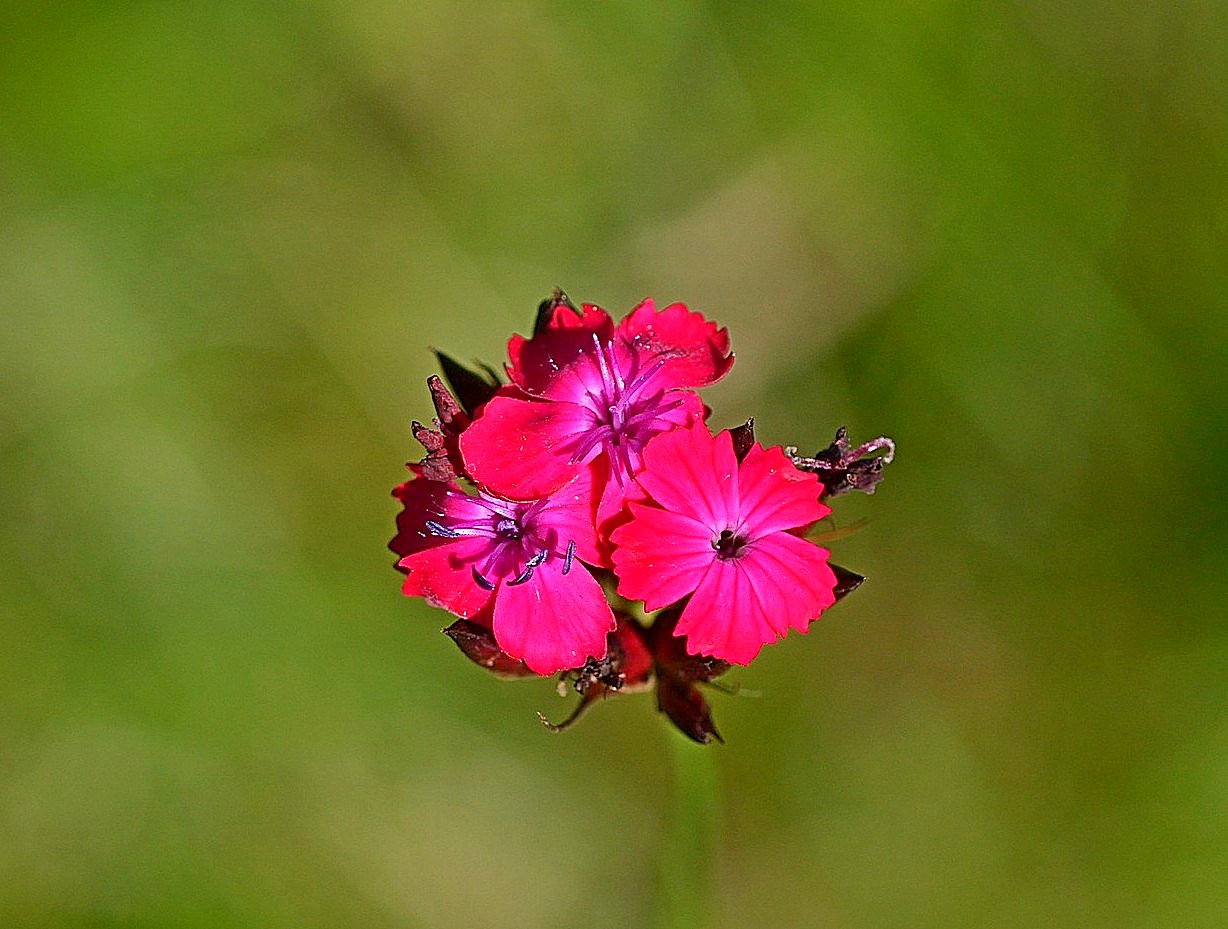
[566,335,684,483]
[712,528,746,560]
[426,493,577,589]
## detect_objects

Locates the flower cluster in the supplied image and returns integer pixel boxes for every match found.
[390,291,893,743]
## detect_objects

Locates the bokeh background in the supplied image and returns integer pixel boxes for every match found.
[3,2,1227,927]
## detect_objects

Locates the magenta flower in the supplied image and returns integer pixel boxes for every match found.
[610,424,838,665]
[390,289,895,741]
[390,468,614,674]
[458,300,734,518]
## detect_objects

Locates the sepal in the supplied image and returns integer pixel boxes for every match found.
[434,350,501,416]
[830,563,866,601]
[648,609,730,745]
[538,616,655,731]
[443,619,537,679]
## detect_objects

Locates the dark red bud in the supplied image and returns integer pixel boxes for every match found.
[645,608,729,745]
[657,675,723,744]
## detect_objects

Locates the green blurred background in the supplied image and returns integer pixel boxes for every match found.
[3,2,1227,927]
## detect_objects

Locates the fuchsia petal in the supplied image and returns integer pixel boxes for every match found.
[614,299,734,392]
[390,477,455,561]
[742,532,837,635]
[675,533,837,664]
[676,559,774,665]
[634,424,739,530]
[507,303,614,402]
[736,442,830,536]
[391,475,496,617]
[459,395,597,500]
[652,386,707,434]
[398,537,494,620]
[530,466,604,567]
[610,503,716,611]
[492,557,615,674]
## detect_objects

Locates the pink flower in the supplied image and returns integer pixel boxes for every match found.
[458,300,733,518]
[610,424,838,665]
[390,468,614,674]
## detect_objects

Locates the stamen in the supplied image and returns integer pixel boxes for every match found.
[425,520,460,538]
[507,549,548,587]
[606,340,626,392]
[622,356,667,398]
[567,423,611,465]
[591,332,618,400]
[471,566,496,590]
[562,539,576,575]
[637,392,683,421]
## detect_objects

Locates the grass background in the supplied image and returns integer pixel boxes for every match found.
[2,2,1226,927]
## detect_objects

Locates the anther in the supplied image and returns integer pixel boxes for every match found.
[426,520,460,538]
[471,566,496,590]
[562,540,576,575]
[507,549,548,587]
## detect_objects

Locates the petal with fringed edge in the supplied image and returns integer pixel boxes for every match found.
[491,556,615,675]
[675,533,836,664]
[459,395,597,500]
[614,299,734,393]
[610,502,715,612]
[397,536,494,620]
[735,442,830,537]
[633,424,739,531]
[507,303,614,402]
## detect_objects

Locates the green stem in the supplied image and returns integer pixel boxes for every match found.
[655,734,720,929]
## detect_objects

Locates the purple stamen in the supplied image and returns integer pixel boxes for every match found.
[622,356,666,397]
[507,549,548,587]
[471,566,496,590]
[425,520,460,538]
[562,539,576,575]
[591,333,617,400]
